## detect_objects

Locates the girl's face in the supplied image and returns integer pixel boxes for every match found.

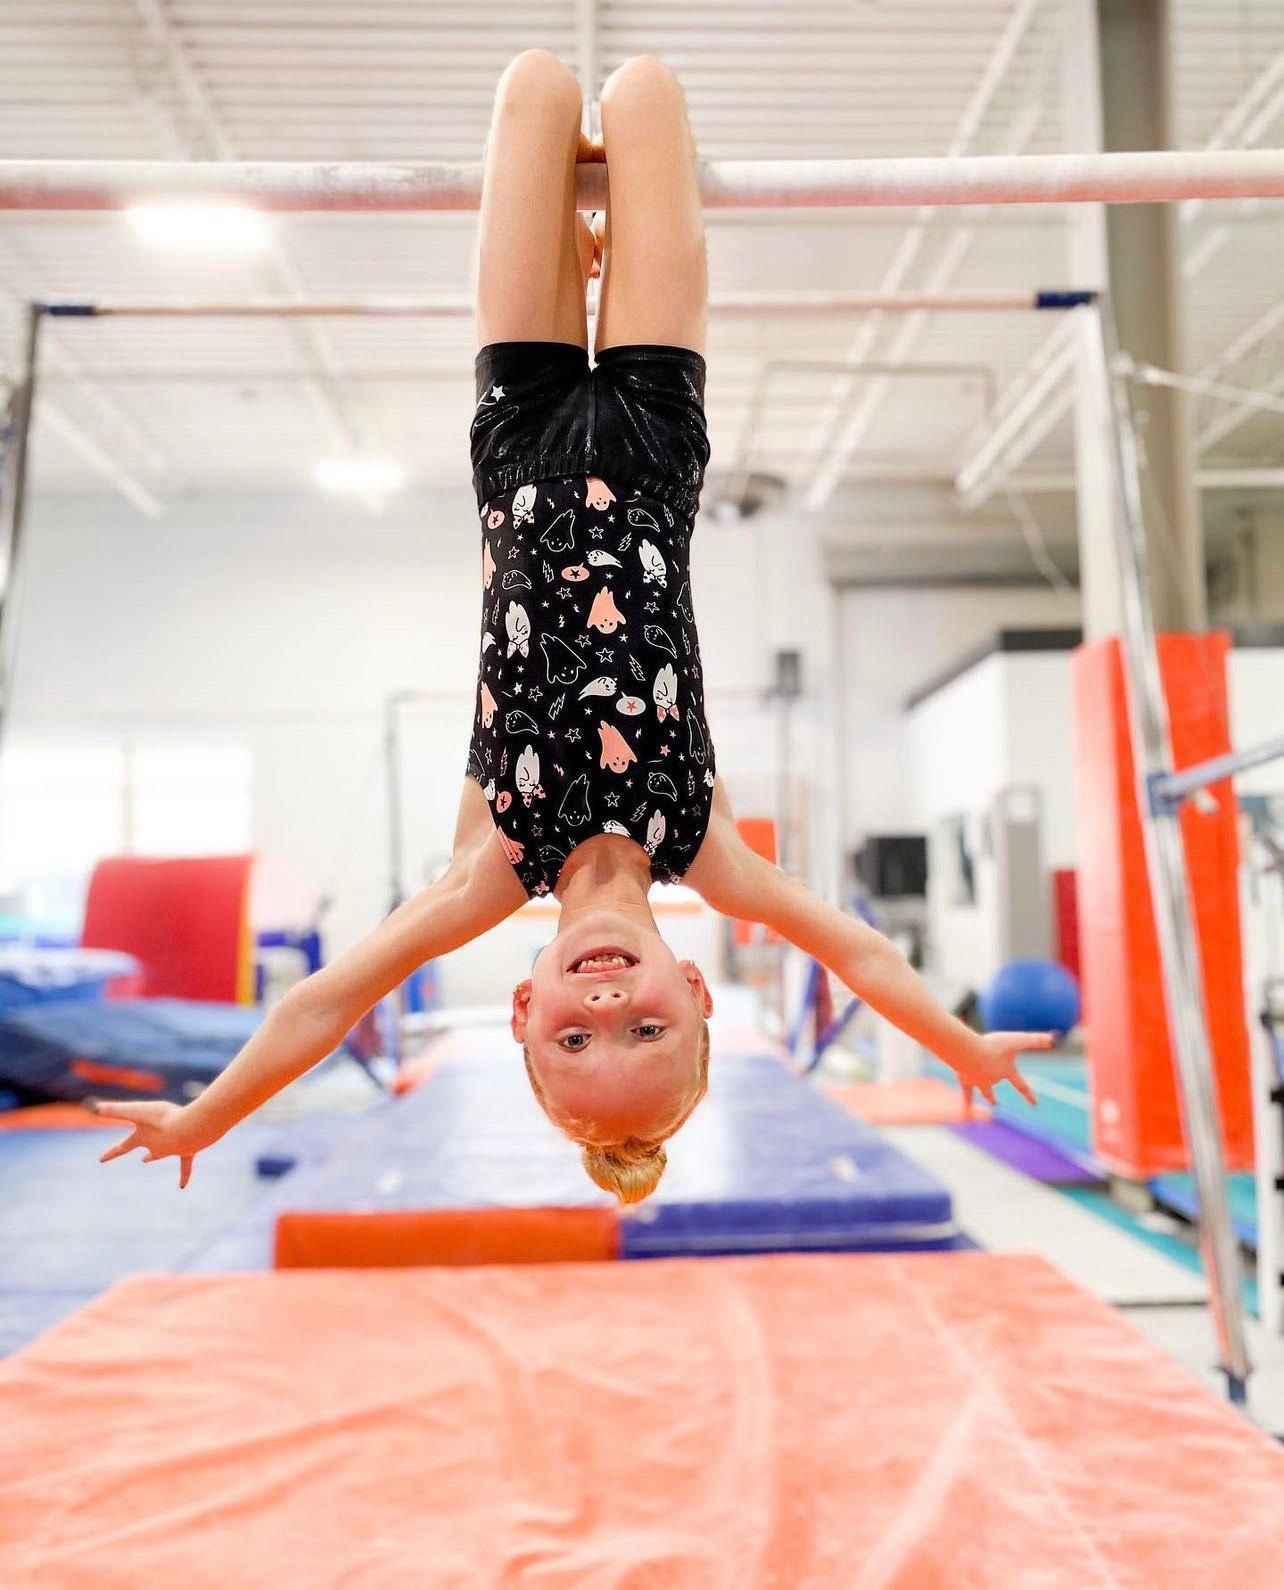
[512,910,712,1144]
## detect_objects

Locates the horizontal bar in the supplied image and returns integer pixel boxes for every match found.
[38,289,1090,319]
[4,149,1284,212]
[1150,734,1284,811]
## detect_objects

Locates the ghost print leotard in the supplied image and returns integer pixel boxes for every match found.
[467,475,716,897]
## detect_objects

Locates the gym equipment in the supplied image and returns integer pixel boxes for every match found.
[979,957,1081,1039]
[4,1255,1283,1584]
[0,998,375,1108]
[5,147,1284,211]
[0,999,263,1105]
[951,1119,1099,1186]
[183,1045,960,1271]
[0,946,138,1011]
[826,1077,987,1128]
[81,855,255,1004]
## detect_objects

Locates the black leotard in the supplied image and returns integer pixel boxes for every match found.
[467,473,715,896]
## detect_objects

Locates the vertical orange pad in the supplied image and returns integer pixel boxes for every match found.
[3,1256,1284,1586]
[274,1206,620,1267]
[1071,634,1252,1177]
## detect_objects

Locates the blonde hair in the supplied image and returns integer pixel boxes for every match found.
[523,1020,711,1205]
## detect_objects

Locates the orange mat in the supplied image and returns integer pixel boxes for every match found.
[826,1075,991,1126]
[3,1254,1283,1587]
[275,1205,618,1267]
[0,1103,105,1131]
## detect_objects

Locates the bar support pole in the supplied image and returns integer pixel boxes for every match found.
[1093,297,1251,1403]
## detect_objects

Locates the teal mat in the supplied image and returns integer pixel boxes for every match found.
[927,1053,1094,1157]
[1149,1172,1259,1247]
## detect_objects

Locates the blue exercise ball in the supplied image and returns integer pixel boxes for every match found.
[979,958,1080,1039]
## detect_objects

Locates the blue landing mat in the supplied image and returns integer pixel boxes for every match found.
[186,1053,959,1269]
[0,999,264,1104]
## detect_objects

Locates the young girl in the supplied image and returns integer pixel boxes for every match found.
[92,52,1045,1204]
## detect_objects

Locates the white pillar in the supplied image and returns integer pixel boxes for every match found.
[1096,0,1205,632]
[1062,0,1118,639]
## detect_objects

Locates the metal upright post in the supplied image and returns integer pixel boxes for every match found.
[0,303,42,757]
[1090,297,1251,1401]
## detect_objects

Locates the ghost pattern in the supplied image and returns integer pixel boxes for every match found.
[469,475,715,896]
[587,588,626,634]
[540,632,585,686]
[598,721,637,773]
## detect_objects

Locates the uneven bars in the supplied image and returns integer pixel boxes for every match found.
[38,290,1092,318]
[3,150,1284,212]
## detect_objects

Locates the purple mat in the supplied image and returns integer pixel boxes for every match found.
[950,1119,1102,1184]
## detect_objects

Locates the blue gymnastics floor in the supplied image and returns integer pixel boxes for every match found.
[0,1119,284,1355]
[188,1051,960,1269]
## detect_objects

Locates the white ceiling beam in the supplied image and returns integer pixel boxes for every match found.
[0,264,174,512]
[800,0,1047,510]
[128,0,366,456]
[954,41,1284,508]
[31,397,165,516]
[1182,49,1284,221]
[801,93,1045,499]
[1010,466,1284,491]
[1195,371,1284,453]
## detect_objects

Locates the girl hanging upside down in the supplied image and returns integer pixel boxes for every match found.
[92,51,1047,1204]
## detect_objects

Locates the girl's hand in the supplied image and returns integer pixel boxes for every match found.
[87,1098,210,1189]
[954,1032,1053,1111]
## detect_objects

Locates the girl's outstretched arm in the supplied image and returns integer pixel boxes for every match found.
[687,805,1049,1104]
[91,822,526,1184]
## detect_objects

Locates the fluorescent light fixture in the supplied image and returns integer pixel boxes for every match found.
[315,457,408,498]
[126,203,270,251]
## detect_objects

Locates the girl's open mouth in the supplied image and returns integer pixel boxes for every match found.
[568,947,639,974]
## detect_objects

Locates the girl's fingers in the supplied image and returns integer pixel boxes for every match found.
[179,1156,194,1190]
[982,1084,997,1106]
[86,1099,167,1127]
[1011,1071,1039,1107]
[1014,1032,1055,1051]
[99,1132,140,1164]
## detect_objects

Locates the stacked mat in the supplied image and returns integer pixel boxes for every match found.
[187,1048,959,1269]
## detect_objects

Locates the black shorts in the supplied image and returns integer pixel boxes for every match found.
[470,341,710,522]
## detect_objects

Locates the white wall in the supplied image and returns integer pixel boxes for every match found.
[904,655,1010,987]
[836,583,1082,847]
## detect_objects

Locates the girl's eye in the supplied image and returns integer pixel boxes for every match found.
[562,1033,589,1050]
[635,1024,663,1040]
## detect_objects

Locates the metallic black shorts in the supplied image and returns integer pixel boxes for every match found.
[470,341,710,521]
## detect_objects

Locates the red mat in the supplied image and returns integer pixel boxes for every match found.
[826,1076,991,1126]
[3,1254,1282,1586]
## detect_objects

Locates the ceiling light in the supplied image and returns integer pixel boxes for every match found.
[315,457,407,498]
[126,203,270,252]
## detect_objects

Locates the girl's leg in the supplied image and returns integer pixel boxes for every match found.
[476,50,589,350]
[593,57,707,356]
